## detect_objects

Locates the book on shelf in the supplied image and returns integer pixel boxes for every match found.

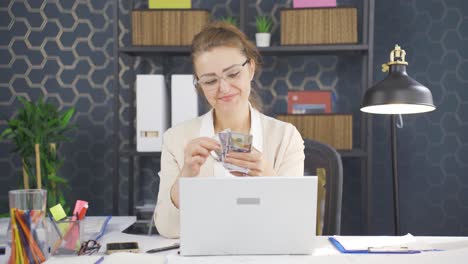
[287,90,333,114]
[148,0,191,9]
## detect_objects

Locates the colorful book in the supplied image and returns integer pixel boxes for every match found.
[287,90,333,114]
[293,0,337,8]
[149,0,191,9]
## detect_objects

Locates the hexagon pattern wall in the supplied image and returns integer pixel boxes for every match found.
[0,0,114,215]
[372,0,468,235]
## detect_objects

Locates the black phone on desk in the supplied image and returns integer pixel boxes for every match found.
[105,242,140,254]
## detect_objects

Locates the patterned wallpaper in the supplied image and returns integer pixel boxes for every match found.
[371,0,468,235]
[0,0,115,215]
[1,0,467,235]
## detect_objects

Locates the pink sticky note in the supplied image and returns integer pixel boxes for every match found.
[72,200,88,219]
[293,0,337,8]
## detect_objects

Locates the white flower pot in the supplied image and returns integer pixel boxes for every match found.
[255,33,271,47]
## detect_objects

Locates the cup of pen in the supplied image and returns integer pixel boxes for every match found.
[49,217,82,256]
[8,189,49,263]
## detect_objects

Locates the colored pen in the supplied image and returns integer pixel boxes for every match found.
[94,256,104,264]
[146,243,180,253]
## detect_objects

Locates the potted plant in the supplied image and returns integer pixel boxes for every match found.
[0,96,76,211]
[219,15,238,27]
[255,15,273,47]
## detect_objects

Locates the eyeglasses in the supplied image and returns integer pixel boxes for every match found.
[195,59,250,91]
[78,240,101,256]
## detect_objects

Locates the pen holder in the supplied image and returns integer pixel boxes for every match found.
[8,189,49,263]
[49,217,83,255]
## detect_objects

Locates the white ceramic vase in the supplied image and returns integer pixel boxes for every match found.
[255,33,271,47]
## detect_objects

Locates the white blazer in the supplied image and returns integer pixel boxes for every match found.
[154,106,305,238]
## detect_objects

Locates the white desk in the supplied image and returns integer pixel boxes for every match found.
[2,217,468,264]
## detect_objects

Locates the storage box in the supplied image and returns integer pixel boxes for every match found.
[293,0,336,8]
[136,75,169,152]
[171,74,199,127]
[281,7,357,45]
[276,114,352,150]
[132,10,210,46]
[149,0,191,9]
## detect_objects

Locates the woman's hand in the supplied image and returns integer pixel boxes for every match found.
[224,148,276,176]
[171,137,221,209]
[180,137,221,177]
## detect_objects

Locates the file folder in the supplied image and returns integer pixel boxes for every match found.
[136,75,169,152]
[171,74,199,127]
[328,237,421,254]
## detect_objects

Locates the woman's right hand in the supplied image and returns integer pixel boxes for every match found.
[180,137,221,177]
[171,137,220,209]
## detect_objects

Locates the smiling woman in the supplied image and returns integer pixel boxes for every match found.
[153,21,305,238]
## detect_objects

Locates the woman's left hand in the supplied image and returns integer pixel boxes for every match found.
[224,148,276,176]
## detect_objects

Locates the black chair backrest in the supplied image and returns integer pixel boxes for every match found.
[303,139,343,235]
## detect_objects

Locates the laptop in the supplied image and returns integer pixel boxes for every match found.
[179,176,317,256]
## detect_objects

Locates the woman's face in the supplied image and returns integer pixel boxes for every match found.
[194,46,255,114]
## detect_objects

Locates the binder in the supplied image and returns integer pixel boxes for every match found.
[171,74,199,127]
[136,75,169,152]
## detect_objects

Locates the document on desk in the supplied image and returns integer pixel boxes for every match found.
[329,234,436,254]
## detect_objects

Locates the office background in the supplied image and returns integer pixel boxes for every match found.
[0,0,467,235]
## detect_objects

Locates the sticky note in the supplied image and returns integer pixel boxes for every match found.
[50,204,67,221]
[72,200,88,219]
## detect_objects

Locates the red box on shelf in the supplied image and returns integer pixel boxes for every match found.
[287,90,333,114]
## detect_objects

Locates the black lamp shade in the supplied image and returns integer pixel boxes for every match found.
[361,64,436,114]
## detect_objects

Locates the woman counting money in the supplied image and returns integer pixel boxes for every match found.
[154,21,305,238]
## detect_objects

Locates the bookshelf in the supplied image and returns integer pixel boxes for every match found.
[113,0,375,234]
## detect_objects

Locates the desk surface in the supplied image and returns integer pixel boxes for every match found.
[2,217,468,264]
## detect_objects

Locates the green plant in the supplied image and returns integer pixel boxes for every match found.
[219,16,238,27]
[0,96,76,211]
[255,15,273,33]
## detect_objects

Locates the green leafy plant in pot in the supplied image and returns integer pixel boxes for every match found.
[1,96,76,211]
[255,15,273,47]
[219,15,238,27]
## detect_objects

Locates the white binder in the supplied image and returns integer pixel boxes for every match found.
[171,74,199,127]
[136,74,168,152]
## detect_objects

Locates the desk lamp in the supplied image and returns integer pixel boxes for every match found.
[361,45,436,235]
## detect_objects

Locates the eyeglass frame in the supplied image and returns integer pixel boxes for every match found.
[194,59,250,90]
[78,239,101,256]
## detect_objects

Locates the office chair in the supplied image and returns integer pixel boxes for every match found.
[303,139,343,235]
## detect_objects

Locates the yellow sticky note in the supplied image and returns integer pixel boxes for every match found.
[50,204,67,221]
[148,0,191,9]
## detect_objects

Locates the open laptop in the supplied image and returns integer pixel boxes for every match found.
[179,176,317,256]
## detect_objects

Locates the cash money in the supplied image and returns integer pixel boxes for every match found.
[210,129,252,174]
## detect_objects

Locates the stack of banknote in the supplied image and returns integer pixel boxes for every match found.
[211,129,253,174]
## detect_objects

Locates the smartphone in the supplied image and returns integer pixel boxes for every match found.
[105,242,139,254]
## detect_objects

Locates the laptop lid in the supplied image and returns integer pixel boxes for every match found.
[179,176,317,256]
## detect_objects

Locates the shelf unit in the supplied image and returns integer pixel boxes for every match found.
[114,0,374,233]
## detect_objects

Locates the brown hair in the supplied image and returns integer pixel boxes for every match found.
[191,21,263,110]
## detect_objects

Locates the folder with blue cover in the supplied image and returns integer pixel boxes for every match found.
[328,235,433,254]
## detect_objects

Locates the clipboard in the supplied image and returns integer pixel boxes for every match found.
[328,237,422,254]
